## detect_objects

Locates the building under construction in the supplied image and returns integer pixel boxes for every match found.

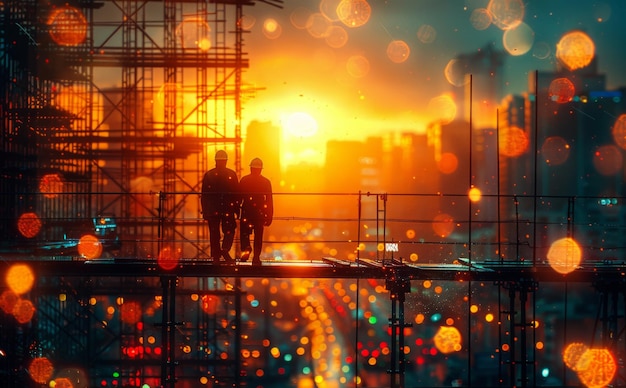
[2,0,626,387]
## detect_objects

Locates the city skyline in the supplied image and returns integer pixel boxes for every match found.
[225,0,626,168]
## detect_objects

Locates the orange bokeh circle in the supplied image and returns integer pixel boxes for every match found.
[433,326,462,354]
[29,357,54,384]
[17,212,42,238]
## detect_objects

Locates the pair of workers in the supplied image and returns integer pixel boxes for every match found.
[200,150,273,266]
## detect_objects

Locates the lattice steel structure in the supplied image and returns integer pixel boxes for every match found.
[0,1,261,386]
[0,0,262,257]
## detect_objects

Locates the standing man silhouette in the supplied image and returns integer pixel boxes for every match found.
[201,150,239,264]
[239,158,273,266]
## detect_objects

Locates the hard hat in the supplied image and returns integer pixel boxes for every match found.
[250,158,263,169]
[215,150,228,160]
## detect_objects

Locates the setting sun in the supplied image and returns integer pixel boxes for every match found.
[281,112,325,167]
[281,112,318,138]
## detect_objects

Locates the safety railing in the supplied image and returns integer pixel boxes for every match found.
[2,190,624,267]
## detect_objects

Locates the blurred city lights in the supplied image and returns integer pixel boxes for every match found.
[541,136,570,166]
[47,5,87,46]
[547,237,582,274]
[29,357,54,384]
[6,264,35,295]
[499,126,529,157]
[17,212,42,238]
[77,234,103,259]
[40,174,64,199]
[556,30,596,71]
[611,113,626,149]
[433,326,462,354]
[337,0,371,28]
[488,0,525,30]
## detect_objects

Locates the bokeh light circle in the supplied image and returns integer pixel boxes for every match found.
[158,246,181,270]
[502,22,534,56]
[488,0,525,31]
[427,94,457,124]
[306,13,331,38]
[468,187,482,202]
[611,114,626,150]
[444,59,469,87]
[499,126,529,158]
[238,15,256,31]
[346,55,370,78]
[47,6,88,46]
[13,299,36,324]
[386,40,410,64]
[593,145,622,176]
[17,212,42,238]
[6,264,35,295]
[29,357,54,384]
[576,348,616,388]
[547,237,581,274]
[533,41,551,59]
[120,301,142,325]
[53,377,74,388]
[432,213,454,238]
[40,174,64,199]
[77,234,103,259]
[470,8,492,31]
[437,152,458,174]
[0,290,19,314]
[325,25,349,48]
[202,295,219,314]
[541,136,570,166]
[289,7,310,29]
[337,0,371,28]
[564,342,589,371]
[319,0,341,22]
[433,326,462,354]
[556,30,595,71]
[263,18,282,39]
[176,17,211,51]
[417,24,437,43]
[548,77,575,103]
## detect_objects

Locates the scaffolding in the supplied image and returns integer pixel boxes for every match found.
[3,1,626,387]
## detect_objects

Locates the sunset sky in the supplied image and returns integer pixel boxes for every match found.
[239,0,626,152]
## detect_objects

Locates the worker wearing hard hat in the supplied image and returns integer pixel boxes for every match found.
[239,157,273,265]
[201,150,239,264]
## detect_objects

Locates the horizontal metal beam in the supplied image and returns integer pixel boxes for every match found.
[4,257,625,284]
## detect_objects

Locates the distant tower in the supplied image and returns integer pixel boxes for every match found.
[452,44,506,129]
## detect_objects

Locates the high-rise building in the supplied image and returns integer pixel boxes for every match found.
[498,62,626,262]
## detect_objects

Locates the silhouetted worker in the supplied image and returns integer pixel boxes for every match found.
[239,157,273,265]
[201,150,239,264]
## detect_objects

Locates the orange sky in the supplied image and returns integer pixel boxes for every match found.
[239,0,626,150]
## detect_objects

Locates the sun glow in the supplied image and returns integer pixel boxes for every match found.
[281,112,325,167]
[282,112,319,138]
